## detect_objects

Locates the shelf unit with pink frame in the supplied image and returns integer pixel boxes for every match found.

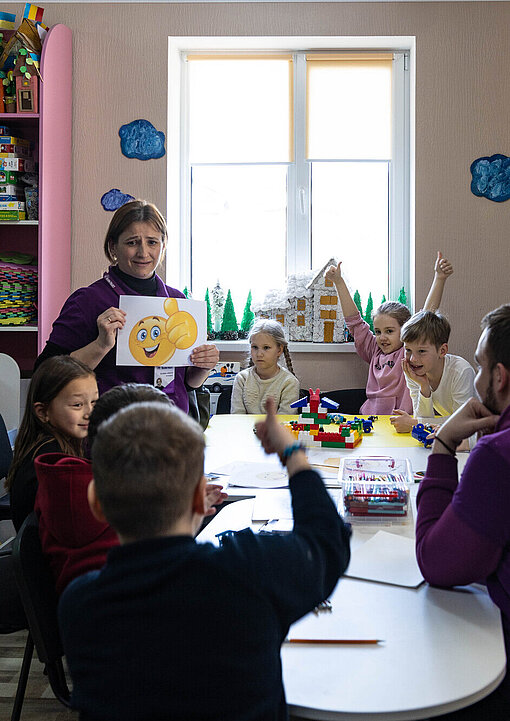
[0,23,72,375]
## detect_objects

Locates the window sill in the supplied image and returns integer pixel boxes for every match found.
[214,341,356,353]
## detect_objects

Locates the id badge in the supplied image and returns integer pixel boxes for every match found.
[154,367,175,391]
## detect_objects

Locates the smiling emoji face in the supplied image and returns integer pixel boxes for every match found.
[128,316,175,366]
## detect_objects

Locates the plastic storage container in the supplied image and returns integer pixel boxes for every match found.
[339,456,411,518]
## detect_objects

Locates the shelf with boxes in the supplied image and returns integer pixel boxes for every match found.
[0,21,71,374]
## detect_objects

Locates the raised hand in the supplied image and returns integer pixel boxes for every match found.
[434,251,453,280]
[325,261,342,285]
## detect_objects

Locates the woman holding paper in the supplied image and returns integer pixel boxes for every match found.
[35,200,219,413]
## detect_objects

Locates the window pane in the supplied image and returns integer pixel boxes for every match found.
[191,165,287,321]
[307,60,392,160]
[188,59,291,163]
[311,162,389,306]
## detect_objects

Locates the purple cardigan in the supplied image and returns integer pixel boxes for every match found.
[416,404,510,700]
[344,312,412,415]
[47,269,189,412]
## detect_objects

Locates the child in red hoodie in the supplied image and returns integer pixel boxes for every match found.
[35,383,226,594]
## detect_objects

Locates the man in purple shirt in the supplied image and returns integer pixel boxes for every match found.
[416,303,510,720]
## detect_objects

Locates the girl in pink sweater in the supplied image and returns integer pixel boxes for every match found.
[325,253,452,415]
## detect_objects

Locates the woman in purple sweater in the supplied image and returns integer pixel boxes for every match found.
[36,200,218,413]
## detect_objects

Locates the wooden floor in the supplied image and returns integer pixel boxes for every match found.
[0,630,78,721]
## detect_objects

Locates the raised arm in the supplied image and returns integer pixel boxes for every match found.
[423,251,453,311]
[324,262,358,318]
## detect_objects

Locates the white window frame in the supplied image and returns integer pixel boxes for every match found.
[167,36,415,309]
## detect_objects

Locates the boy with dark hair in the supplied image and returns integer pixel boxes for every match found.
[58,398,351,721]
[390,309,475,433]
[415,303,510,719]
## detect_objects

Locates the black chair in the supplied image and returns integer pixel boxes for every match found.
[320,389,367,415]
[299,388,367,415]
[0,413,13,520]
[12,512,71,712]
[216,386,233,414]
[0,550,32,721]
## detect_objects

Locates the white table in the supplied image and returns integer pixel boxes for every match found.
[200,415,506,720]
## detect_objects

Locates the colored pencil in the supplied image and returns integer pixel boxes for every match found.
[285,639,383,645]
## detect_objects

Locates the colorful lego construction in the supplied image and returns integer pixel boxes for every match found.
[283,388,372,449]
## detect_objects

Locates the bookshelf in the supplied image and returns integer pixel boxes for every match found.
[0,24,72,375]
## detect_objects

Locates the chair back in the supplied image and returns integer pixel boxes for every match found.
[320,389,367,415]
[12,512,63,662]
[0,353,20,433]
[0,414,13,519]
[0,413,13,482]
[216,386,232,414]
[12,512,71,706]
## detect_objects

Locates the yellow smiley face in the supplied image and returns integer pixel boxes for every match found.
[128,315,176,366]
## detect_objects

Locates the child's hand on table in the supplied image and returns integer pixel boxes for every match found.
[204,484,228,517]
[390,409,415,433]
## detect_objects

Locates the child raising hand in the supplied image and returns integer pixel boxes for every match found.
[325,251,453,416]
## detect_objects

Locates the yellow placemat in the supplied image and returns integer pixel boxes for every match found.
[206,414,422,449]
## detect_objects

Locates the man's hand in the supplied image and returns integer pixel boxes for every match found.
[433,398,499,452]
[390,409,416,433]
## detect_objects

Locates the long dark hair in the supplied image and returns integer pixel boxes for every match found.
[5,356,95,490]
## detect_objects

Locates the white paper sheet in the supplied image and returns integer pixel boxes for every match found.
[211,461,289,489]
[252,489,341,520]
[345,531,424,588]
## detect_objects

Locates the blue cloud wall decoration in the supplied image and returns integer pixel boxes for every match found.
[101,189,135,211]
[119,119,166,161]
[470,154,510,202]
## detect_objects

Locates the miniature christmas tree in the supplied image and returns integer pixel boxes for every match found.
[183,286,189,298]
[398,287,408,307]
[205,288,214,340]
[220,289,238,340]
[239,290,254,339]
[364,293,374,332]
[381,295,386,304]
[353,290,363,317]
[211,281,225,332]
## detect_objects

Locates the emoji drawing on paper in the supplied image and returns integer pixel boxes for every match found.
[128,298,198,366]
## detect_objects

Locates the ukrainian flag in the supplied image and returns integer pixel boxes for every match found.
[0,12,16,30]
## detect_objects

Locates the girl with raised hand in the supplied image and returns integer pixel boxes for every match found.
[325,252,453,415]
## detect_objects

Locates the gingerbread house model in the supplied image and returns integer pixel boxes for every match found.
[253,258,346,343]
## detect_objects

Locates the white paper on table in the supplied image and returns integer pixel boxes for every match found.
[213,461,289,489]
[116,296,206,367]
[287,601,378,642]
[345,531,424,588]
[253,489,341,521]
